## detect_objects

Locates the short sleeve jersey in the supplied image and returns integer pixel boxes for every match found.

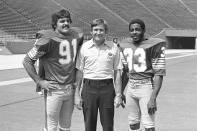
[27,28,83,84]
[120,37,166,80]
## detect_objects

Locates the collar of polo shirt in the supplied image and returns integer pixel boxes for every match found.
[87,39,111,49]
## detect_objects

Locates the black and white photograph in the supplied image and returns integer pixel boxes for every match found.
[0,0,197,131]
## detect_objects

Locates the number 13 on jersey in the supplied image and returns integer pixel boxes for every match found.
[123,48,147,72]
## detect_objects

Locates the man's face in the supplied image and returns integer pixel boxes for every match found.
[91,24,106,42]
[55,17,71,35]
[129,23,144,44]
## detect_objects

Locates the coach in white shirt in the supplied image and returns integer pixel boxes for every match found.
[74,18,123,131]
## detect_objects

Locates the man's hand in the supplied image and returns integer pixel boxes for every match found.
[114,95,122,108]
[38,80,58,91]
[121,94,126,108]
[147,98,157,115]
[74,93,83,110]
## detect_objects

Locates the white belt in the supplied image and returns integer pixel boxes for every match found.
[51,83,74,90]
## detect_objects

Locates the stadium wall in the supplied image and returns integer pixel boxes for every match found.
[5,40,35,54]
[154,28,197,49]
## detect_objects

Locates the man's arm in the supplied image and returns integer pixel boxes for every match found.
[23,55,42,84]
[147,75,163,115]
[74,69,83,110]
[23,53,57,91]
[151,75,163,99]
[114,69,123,108]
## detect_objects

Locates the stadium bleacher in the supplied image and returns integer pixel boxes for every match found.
[181,0,197,17]
[54,0,129,37]
[98,0,168,36]
[139,0,197,29]
[1,0,197,37]
[1,0,197,53]
[0,1,39,38]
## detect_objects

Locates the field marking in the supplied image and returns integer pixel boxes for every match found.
[166,53,197,60]
[165,49,197,54]
[0,78,32,86]
[0,51,196,86]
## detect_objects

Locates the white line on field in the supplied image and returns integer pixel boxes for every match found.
[166,53,197,60]
[0,52,196,86]
[0,78,32,86]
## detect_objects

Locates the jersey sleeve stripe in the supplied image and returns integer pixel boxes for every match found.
[27,47,45,60]
[152,58,166,69]
[152,65,166,69]
[27,47,36,58]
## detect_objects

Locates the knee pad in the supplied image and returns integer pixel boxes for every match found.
[144,127,155,131]
[129,123,140,130]
[59,127,70,131]
[129,128,141,131]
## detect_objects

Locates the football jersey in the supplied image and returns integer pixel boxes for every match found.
[28,27,83,85]
[119,37,166,80]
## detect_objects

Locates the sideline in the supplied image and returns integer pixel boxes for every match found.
[0,54,25,70]
[165,49,197,54]
[0,78,32,86]
[0,50,196,86]
[166,53,197,60]
[1,50,196,70]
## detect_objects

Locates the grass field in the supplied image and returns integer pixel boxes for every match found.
[0,48,197,131]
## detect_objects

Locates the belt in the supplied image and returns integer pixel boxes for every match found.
[129,78,152,84]
[51,83,74,90]
[129,78,152,89]
[84,78,113,85]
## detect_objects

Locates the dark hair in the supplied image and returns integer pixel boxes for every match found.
[129,19,145,32]
[91,18,108,33]
[51,9,72,30]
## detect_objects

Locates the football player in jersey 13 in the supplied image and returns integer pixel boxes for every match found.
[23,9,83,131]
[119,19,166,131]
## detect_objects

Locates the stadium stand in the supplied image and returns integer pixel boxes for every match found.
[1,0,91,38]
[0,1,39,39]
[181,0,197,17]
[54,0,129,37]
[98,0,168,36]
[139,0,197,29]
[1,0,197,53]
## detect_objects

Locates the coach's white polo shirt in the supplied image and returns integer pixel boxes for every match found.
[76,39,123,79]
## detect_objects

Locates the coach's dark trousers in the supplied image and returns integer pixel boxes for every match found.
[81,78,115,131]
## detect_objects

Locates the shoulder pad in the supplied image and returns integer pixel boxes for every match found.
[35,30,56,46]
[142,38,165,45]
[140,38,165,48]
[34,38,49,46]
[36,29,57,39]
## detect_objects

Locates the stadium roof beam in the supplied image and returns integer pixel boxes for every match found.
[165,29,197,37]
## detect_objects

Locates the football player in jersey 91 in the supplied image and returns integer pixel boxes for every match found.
[120,19,166,131]
[23,9,83,131]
